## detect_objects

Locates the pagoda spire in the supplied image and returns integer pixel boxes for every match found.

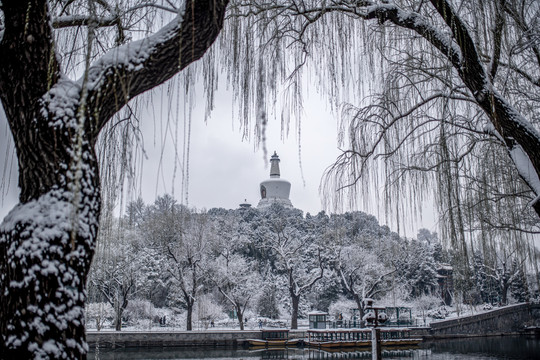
[270,151,281,178]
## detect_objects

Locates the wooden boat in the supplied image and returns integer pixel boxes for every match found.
[354,340,371,347]
[381,338,422,347]
[306,340,352,348]
[247,329,301,347]
[247,338,301,347]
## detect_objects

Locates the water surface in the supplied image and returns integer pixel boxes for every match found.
[88,335,540,360]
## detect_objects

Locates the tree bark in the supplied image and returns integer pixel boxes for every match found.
[186,302,193,331]
[290,294,300,329]
[501,282,509,305]
[0,0,229,358]
[237,305,245,331]
[353,294,366,327]
[115,308,124,331]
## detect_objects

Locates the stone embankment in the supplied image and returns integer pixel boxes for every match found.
[428,302,540,338]
[87,329,308,349]
[88,330,256,348]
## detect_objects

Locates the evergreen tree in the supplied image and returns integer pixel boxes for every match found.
[257,276,280,319]
[510,258,530,303]
[401,240,438,298]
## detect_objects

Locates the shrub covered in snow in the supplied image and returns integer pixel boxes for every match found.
[328,297,357,321]
[427,306,449,319]
[85,302,114,331]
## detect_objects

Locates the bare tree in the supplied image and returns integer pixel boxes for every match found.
[257,207,326,329]
[0,1,228,358]
[90,259,136,331]
[162,211,213,331]
[88,217,142,331]
[335,246,396,322]
[213,253,260,330]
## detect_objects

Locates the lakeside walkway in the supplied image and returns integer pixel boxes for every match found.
[87,302,540,348]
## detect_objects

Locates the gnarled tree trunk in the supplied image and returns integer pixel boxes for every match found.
[0,0,229,358]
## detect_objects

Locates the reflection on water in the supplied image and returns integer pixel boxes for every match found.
[88,336,540,360]
[423,336,540,360]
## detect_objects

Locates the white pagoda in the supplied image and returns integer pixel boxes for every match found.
[257,152,293,209]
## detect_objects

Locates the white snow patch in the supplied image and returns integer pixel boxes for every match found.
[42,339,63,358]
[364,4,463,65]
[509,144,540,198]
[42,75,81,129]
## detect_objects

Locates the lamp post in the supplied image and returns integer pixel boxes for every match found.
[362,299,388,360]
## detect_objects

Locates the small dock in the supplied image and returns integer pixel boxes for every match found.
[305,328,421,349]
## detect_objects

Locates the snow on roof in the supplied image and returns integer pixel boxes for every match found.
[308,311,328,315]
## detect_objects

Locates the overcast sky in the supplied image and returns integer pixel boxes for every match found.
[0,81,437,238]
[133,86,342,213]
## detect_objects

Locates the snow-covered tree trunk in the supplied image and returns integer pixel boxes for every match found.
[0,0,229,358]
[0,4,101,353]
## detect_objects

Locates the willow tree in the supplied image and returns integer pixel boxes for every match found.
[0,1,228,358]
[226,0,540,259]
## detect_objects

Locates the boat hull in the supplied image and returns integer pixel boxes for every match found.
[247,338,301,347]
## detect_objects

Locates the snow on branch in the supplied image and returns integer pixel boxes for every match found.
[296,248,325,296]
[84,0,229,136]
[245,1,464,68]
[82,7,186,92]
[359,2,462,69]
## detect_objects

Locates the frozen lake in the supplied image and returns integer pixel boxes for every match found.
[88,335,540,359]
